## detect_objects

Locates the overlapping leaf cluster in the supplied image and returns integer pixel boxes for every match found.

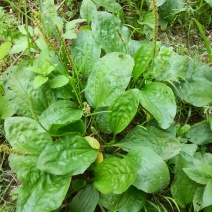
[0,0,212,211]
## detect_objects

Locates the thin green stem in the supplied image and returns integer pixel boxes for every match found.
[24,0,32,65]
[69,78,83,108]
[185,106,192,125]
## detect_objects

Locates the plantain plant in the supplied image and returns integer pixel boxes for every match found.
[0,0,212,211]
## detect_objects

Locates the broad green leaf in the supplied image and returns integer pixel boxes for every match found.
[49,75,69,88]
[133,41,154,83]
[108,89,139,134]
[9,36,28,55]
[2,67,56,118]
[9,155,38,182]
[99,193,124,211]
[69,184,99,212]
[80,0,97,24]
[95,107,112,134]
[55,119,85,135]
[159,0,185,22]
[186,58,212,82]
[99,186,146,211]
[91,11,130,53]
[63,19,86,39]
[85,52,134,108]
[93,0,123,14]
[71,30,101,76]
[156,0,167,7]
[184,122,212,145]
[126,148,170,193]
[126,39,143,56]
[94,158,136,194]
[138,12,154,28]
[54,83,74,99]
[0,95,15,119]
[16,170,71,212]
[4,117,53,155]
[152,47,188,81]
[139,82,176,129]
[175,60,212,107]
[171,154,199,208]
[0,41,12,59]
[203,181,212,208]
[118,187,147,212]
[176,78,212,107]
[18,25,34,36]
[39,100,83,135]
[33,75,49,89]
[182,155,212,185]
[193,186,204,212]
[183,168,212,185]
[181,144,198,156]
[37,135,97,175]
[65,19,86,31]
[27,67,44,75]
[204,0,212,6]
[116,126,181,160]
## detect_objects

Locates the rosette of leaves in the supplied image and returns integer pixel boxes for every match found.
[1,0,212,211]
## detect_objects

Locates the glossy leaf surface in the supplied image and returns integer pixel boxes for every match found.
[126,148,170,193]
[108,89,139,134]
[139,82,176,129]
[16,170,71,212]
[37,135,97,175]
[85,52,134,108]
[39,100,83,135]
[5,117,53,155]
[94,158,136,194]
[116,126,181,160]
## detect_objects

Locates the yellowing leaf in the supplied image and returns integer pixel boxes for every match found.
[96,152,103,164]
[84,136,100,149]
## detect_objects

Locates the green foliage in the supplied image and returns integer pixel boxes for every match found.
[126,148,170,193]
[115,126,182,160]
[69,184,99,212]
[85,52,134,108]
[0,0,212,211]
[94,158,137,194]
